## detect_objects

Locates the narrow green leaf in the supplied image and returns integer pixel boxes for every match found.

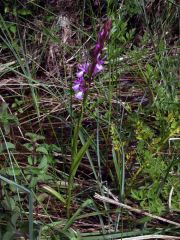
[42,185,66,204]
[71,136,92,178]
[64,199,93,231]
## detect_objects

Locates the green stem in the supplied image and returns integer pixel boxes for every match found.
[66,94,88,217]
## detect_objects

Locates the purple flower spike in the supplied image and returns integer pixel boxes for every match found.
[72,19,112,100]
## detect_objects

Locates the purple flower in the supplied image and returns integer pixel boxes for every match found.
[98,29,104,39]
[72,77,85,99]
[72,19,112,100]
[94,63,103,74]
[76,63,90,78]
[92,54,104,75]
[72,81,81,92]
[93,43,101,56]
[73,64,90,99]
[75,91,84,100]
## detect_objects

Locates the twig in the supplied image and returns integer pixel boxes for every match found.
[94,193,180,227]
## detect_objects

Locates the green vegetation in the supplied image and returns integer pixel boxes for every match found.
[0,0,179,239]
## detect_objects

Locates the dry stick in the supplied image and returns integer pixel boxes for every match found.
[120,235,180,240]
[94,193,180,227]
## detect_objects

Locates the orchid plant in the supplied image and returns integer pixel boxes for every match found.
[72,19,112,100]
[67,20,112,217]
